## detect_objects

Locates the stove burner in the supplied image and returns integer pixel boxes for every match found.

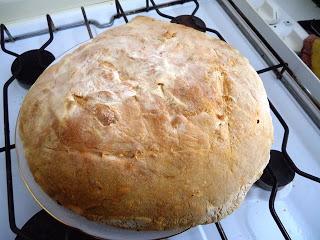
[15,210,94,240]
[256,150,295,191]
[11,49,55,88]
[171,15,206,32]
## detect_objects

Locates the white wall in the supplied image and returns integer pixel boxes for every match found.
[276,0,320,21]
[0,0,112,23]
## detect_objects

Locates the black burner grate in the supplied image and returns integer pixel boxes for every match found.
[2,15,55,89]
[15,210,94,240]
[11,49,55,88]
[1,1,320,240]
[256,150,295,191]
[171,15,206,32]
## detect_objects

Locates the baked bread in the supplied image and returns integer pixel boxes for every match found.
[18,16,273,230]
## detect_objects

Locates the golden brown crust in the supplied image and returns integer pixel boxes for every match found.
[18,16,273,230]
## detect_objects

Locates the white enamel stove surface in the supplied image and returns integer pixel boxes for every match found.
[1,0,320,239]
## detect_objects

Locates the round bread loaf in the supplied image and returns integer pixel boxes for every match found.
[18,16,273,230]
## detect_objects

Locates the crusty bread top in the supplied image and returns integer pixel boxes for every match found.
[19,16,273,230]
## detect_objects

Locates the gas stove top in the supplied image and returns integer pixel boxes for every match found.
[1,0,320,240]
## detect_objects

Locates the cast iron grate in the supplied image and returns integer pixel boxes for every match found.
[1,0,320,240]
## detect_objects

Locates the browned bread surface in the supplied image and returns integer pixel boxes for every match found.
[19,16,273,230]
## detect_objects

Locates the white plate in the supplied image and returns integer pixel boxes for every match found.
[15,39,187,240]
